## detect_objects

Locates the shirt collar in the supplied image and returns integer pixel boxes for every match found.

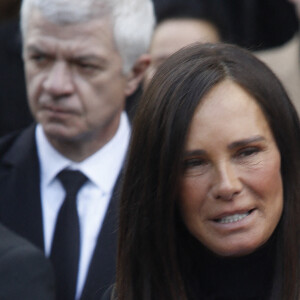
[36,112,130,195]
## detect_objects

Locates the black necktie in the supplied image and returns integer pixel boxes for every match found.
[50,169,88,300]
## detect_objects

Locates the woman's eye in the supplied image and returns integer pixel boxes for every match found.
[183,157,209,176]
[183,158,207,169]
[236,147,260,158]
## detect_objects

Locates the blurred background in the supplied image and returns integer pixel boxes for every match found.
[0,0,298,136]
[152,0,298,50]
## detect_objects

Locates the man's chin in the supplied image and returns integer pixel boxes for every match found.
[42,123,83,143]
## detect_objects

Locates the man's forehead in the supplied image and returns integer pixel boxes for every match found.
[25,36,118,64]
[24,10,116,52]
[25,8,113,39]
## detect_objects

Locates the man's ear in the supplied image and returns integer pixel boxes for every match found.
[124,54,151,97]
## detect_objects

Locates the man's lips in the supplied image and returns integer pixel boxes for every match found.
[42,105,76,114]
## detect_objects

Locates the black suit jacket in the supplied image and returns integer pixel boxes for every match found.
[0,125,121,300]
[101,285,115,300]
[0,222,55,300]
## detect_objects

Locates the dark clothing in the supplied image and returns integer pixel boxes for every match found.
[0,19,34,137]
[102,233,278,300]
[152,0,298,50]
[101,285,115,300]
[0,125,121,300]
[0,222,55,300]
[183,237,276,300]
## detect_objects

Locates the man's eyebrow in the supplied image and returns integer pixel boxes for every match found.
[25,47,107,66]
[26,45,45,53]
[228,136,266,149]
[72,55,107,64]
[73,55,99,60]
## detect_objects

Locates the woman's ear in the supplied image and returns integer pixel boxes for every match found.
[124,54,151,96]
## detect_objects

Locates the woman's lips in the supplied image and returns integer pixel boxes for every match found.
[213,209,256,224]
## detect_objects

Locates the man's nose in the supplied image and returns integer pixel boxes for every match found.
[43,61,74,97]
[211,162,243,201]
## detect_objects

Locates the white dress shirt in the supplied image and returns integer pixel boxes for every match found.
[36,112,130,300]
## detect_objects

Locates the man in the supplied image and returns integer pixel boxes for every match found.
[0,223,55,300]
[144,17,220,86]
[0,0,155,299]
[143,2,221,87]
[256,0,300,115]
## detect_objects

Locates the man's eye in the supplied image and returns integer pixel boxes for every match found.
[79,63,94,69]
[77,62,100,72]
[29,54,51,67]
[30,54,46,62]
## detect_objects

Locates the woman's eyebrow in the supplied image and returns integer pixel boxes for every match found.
[183,136,266,158]
[183,149,206,158]
[228,136,266,150]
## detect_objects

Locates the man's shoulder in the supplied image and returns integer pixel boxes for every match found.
[0,125,36,164]
[0,223,39,254]
[0,223,56,300]
[0,223,50,281]
[0,131,22,154]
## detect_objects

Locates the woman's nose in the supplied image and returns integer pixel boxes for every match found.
[211,162,243,201]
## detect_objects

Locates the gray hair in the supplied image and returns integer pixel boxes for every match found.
[20,0,155,73]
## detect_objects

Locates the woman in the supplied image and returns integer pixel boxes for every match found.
[106,43,300,299]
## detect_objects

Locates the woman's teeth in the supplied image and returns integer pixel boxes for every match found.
[217,212,250,224]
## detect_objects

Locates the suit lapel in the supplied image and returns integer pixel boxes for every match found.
[0,125,126,299]
[0,125,44,250]
[80,173,122,300]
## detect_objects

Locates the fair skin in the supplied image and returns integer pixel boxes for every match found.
[144,18,220,86]
[180,80,283,257]
[23,8,150,162]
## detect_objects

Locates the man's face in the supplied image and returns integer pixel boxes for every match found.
[23,9,131,148]
[144,19,220,87]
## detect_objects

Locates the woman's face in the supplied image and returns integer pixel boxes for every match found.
[180,79,283,257]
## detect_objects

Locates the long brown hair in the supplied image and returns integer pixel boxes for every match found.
[117,43,300,300]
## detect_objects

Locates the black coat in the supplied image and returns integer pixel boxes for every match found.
[0,222,55,300]
[0,125,121,300]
